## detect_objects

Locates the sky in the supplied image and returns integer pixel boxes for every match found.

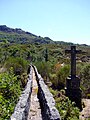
[0,0,90,45]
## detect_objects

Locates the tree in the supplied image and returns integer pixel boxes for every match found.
[44,48,48,62]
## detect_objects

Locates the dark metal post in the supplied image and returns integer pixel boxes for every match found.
[71,46,76,78]
[65,46,82,110]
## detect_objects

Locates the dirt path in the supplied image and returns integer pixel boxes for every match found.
[80,99,90,120]
[28,69,42,120]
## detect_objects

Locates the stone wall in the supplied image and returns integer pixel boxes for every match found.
[10,66,33,120]
[10,65,61,120]
[33,66,61,120]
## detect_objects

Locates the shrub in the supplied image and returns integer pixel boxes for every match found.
[57,65,70,84]
[50,65,70,90]
[35,61,51,82]
[20,72,28,88]
[50,88,80,120]
[50,73,58,89]
[80,64,90,97]
[0,67,21,120]
[4,57,29,75]
[56,98,79,120]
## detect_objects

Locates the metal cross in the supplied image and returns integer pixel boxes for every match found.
[65,46,82,80]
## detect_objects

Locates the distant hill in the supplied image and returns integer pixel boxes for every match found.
[0,25,54,44]
[0,25,89,47]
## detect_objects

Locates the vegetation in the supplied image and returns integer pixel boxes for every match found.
[0,67,21,120]
[80,64,90,98]
[50,88,80,120]
[0,25,90,119]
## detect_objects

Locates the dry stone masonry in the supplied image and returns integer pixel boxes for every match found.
[10,65,61,120]
[33,66,61,120]
[10,66,33,120]
[28,68,42,120]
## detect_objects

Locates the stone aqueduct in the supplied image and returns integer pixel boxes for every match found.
[10,65,61,120]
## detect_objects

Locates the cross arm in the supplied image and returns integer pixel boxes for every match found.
[65,50,71,54]
[76,50,87,54]
[76,50,82,54]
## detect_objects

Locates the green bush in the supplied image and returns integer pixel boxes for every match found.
[80,64,90,97]
[4,57,29,75]
[35,61,51,82]
[20,72,28,88]
[57,65,70,84]
[50,88,80,120]
[50,65,70,90]
[50,73,58,88]
[56,99,79,120]
[0,67,21,120]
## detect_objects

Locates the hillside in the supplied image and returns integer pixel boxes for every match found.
[0,25,90,62]
[0,25,90,120]
[0,25,54,44]
[0,25,90,47]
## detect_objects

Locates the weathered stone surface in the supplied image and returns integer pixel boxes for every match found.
[28,68,42,120]
[33,66,61,120]
[10,65,61,120]
[10,66,33,120]
[80,99,90,119]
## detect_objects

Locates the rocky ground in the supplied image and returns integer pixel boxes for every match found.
[80,99,90,120]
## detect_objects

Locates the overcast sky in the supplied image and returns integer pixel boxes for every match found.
[0,0,90,45]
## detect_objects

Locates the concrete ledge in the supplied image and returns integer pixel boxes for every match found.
[10,66,33,120]
[33,66,61,120]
